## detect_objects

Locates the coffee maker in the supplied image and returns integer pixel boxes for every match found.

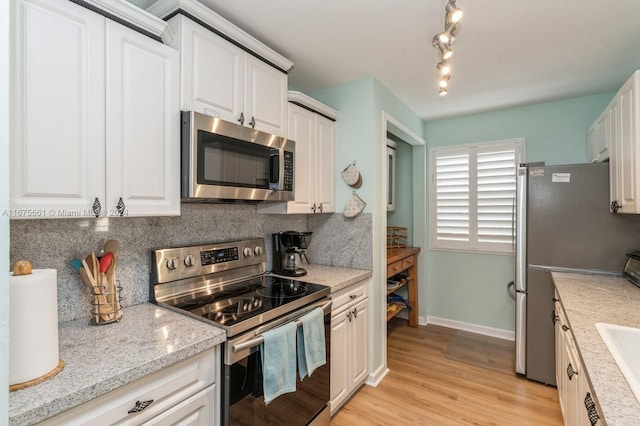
[272,231,312,276]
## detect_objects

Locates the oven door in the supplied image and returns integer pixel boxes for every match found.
[222,300,331,426]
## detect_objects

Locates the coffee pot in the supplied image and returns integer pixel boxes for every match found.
[272,231,312,276]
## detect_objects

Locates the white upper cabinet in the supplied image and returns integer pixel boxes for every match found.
[244,55,288,137]
[11,0,106,216]
[586,110,609,163]
[160,3,291,137]
[258,92,337,215]
[105,21,180,217]
[175,16,244,122]
[11,0,180,218]
[608,71,640,214]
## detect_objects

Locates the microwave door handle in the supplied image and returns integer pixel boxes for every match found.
[269,152,281,189]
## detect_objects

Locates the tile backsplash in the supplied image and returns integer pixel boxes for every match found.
[10,204,372,323]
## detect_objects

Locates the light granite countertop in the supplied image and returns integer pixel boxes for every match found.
[9,303,226,426]
[552,272,640,426]
[286,263,372,293]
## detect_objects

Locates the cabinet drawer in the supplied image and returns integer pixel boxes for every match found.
[387,261,403,278]
[41,347,218,426]
[141,384,216,426]
[331,280,367,313]
[401,256,415,270]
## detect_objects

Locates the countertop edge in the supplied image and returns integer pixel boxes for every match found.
[290,264,372,294]
[9,303,226,425]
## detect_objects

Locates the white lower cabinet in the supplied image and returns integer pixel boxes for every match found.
[554,290,601,426]
[330,280,369,414]
[40,347,220,426]
[11,0,180,218]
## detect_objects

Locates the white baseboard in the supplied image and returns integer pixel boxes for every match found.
[393,310,428,326]
[366,363,389,387]
[426,315,515,341]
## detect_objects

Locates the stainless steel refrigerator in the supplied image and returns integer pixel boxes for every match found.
[514,162,640,385]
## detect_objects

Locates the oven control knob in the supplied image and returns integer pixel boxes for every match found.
[184,255,196,267]
[243,247,253,257]
[254,246,263,256]
[166,257,179,270]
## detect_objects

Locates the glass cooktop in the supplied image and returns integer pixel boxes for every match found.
[162,275,330,337]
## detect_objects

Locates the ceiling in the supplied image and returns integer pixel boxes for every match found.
[133,0,640,120]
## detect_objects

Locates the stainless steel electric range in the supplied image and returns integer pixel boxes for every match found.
[150,238,331,426]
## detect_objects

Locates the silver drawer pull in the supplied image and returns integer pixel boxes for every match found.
[350,294,357,300]
[128,399,154,414]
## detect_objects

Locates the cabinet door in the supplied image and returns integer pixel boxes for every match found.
[105,21,180,217]
[597,111,610,161]
[287,104,316,213]
[617,77,639,213]
[180,17,243,123]
[11,0,105,217]
[554,303,565,418]
[314,115,336,213]
[586,125,596,163]
[330,310,350,414]
[350,298,369,390]
[244,55,288,137]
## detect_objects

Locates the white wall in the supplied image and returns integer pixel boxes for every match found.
[1,0,11,422]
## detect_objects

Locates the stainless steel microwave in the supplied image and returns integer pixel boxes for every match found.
[181,111,294,202]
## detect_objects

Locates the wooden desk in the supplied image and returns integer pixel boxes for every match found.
[386,246,420,327]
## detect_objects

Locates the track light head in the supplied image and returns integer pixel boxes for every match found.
[437,61,451,76]
[439,87,448,96]
[439,75,451,88]
[446,0,463,24]
[434,31,450,44]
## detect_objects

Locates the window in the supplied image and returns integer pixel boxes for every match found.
[430,138,524,254]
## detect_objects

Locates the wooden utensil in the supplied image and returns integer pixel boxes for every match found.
[103,239,119,259]
[99,253,114,303]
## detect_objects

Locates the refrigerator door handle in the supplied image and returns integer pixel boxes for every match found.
[515,292,527,375]
[507,281,516,300]
[515,165,527,293]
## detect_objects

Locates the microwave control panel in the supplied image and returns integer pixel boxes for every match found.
[283,151,294,191]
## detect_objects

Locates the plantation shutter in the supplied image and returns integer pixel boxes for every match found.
[434,148,470,244]
[476,144,518,251]
[431,139,523,254]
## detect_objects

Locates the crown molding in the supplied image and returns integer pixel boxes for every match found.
[146,0,293,72]
[288,91,338,120]
[84,0,174,44]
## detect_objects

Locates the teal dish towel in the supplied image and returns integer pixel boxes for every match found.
[261,321,297,404]
[297,307,326,380]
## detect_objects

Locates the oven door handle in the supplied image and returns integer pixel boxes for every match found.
[231,299,332,353]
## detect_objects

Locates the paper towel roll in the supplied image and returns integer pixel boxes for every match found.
[10,269,60,386]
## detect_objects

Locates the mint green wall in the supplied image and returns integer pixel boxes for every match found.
[387,140,414,245]
[311,77,425,374]
[311,79,376,212]
[423,92,615,332]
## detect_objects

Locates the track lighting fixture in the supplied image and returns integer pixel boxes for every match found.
[432,0,463,96]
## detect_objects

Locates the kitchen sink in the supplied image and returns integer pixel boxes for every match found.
[596,322,640,403]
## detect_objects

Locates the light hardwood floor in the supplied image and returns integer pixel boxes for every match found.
[331,319,563,425]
